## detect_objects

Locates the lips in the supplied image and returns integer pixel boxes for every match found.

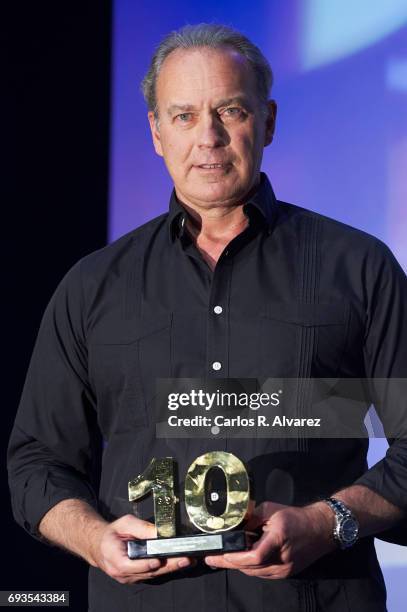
[196,162,230,169]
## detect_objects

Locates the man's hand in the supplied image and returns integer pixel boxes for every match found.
[38,500,197,584]
[204,501,336,579]
[89,514,197,584]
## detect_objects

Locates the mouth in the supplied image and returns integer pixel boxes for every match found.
[195,163,231,171]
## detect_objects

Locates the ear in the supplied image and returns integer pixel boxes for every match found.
[148,111,164,157]
[264,100,277,147]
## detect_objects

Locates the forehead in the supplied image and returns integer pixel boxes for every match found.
[155,47,257,107]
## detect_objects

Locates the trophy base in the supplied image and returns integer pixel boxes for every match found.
[127,530,256,559]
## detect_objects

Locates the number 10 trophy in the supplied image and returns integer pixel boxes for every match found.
[127,451,256,559]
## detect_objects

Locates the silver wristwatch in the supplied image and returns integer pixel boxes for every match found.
[322,497,359,550]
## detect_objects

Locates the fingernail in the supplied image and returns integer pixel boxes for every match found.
[205,558,217,569]
[149,559,161,569]
[177,559,191,568]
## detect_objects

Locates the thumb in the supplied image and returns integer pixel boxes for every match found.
[112,514,158,540]
[245,501,287,531]
[248,528,281,563]
[224,527,280,566]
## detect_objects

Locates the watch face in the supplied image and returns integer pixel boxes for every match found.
[339,517,359,545]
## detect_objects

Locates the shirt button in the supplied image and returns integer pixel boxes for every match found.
[213,305,223,315]
[212,361,222,371]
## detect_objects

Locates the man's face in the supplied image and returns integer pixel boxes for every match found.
[148,46,276,210]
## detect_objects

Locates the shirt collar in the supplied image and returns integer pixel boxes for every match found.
[167,171,277,242]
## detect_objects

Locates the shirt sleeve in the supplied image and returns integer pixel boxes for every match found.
[353,239,407,544]
[7,258,101,544]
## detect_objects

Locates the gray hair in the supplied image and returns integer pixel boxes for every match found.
[141,23,273,121]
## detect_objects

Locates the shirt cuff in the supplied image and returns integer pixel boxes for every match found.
[11,466,99,545]
[353,446,407,545]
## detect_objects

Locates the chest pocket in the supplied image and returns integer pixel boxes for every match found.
[257,300,350,454]
[88,313,172,437]
[259,300,349,379]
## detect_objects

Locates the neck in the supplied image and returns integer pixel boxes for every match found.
[185,205,249,243]
[176,176,261,242]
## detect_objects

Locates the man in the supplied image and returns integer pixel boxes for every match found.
[8,23,407,611]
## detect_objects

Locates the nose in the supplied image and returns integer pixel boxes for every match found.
[197,112,227,148]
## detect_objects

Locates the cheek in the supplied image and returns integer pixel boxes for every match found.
[163,139,193,169]
[234,133,258,166]
[234,124,259,152]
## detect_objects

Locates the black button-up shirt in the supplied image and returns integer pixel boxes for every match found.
[7,173,407,611]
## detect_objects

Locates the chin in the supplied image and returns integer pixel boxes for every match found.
[195,179,244,201]
[193,187,239,205]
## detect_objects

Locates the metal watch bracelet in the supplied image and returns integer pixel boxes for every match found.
[322,497,359,550]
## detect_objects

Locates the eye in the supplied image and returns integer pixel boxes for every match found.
[222,107,245,119]
[175,112,193,123]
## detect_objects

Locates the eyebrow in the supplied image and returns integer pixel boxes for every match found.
[166,96,252,116]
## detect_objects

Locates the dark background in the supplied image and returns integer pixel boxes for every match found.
[4,2,112,608]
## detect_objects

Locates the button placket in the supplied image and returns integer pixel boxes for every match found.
[207,260,231,378]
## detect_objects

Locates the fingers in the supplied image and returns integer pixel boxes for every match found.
[203,553,292,579]
[203,554,263,570]
[204,530,280,572]
[236,564,293,579]
[111,514,157,540]
[219,531,279,567]
[203,554,291,578]
[204,553,272,570]
[111,555,198,584]
[97,515,198,584]
[119,552,196,575]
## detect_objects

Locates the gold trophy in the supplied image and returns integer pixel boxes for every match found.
[127,451,256,559]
